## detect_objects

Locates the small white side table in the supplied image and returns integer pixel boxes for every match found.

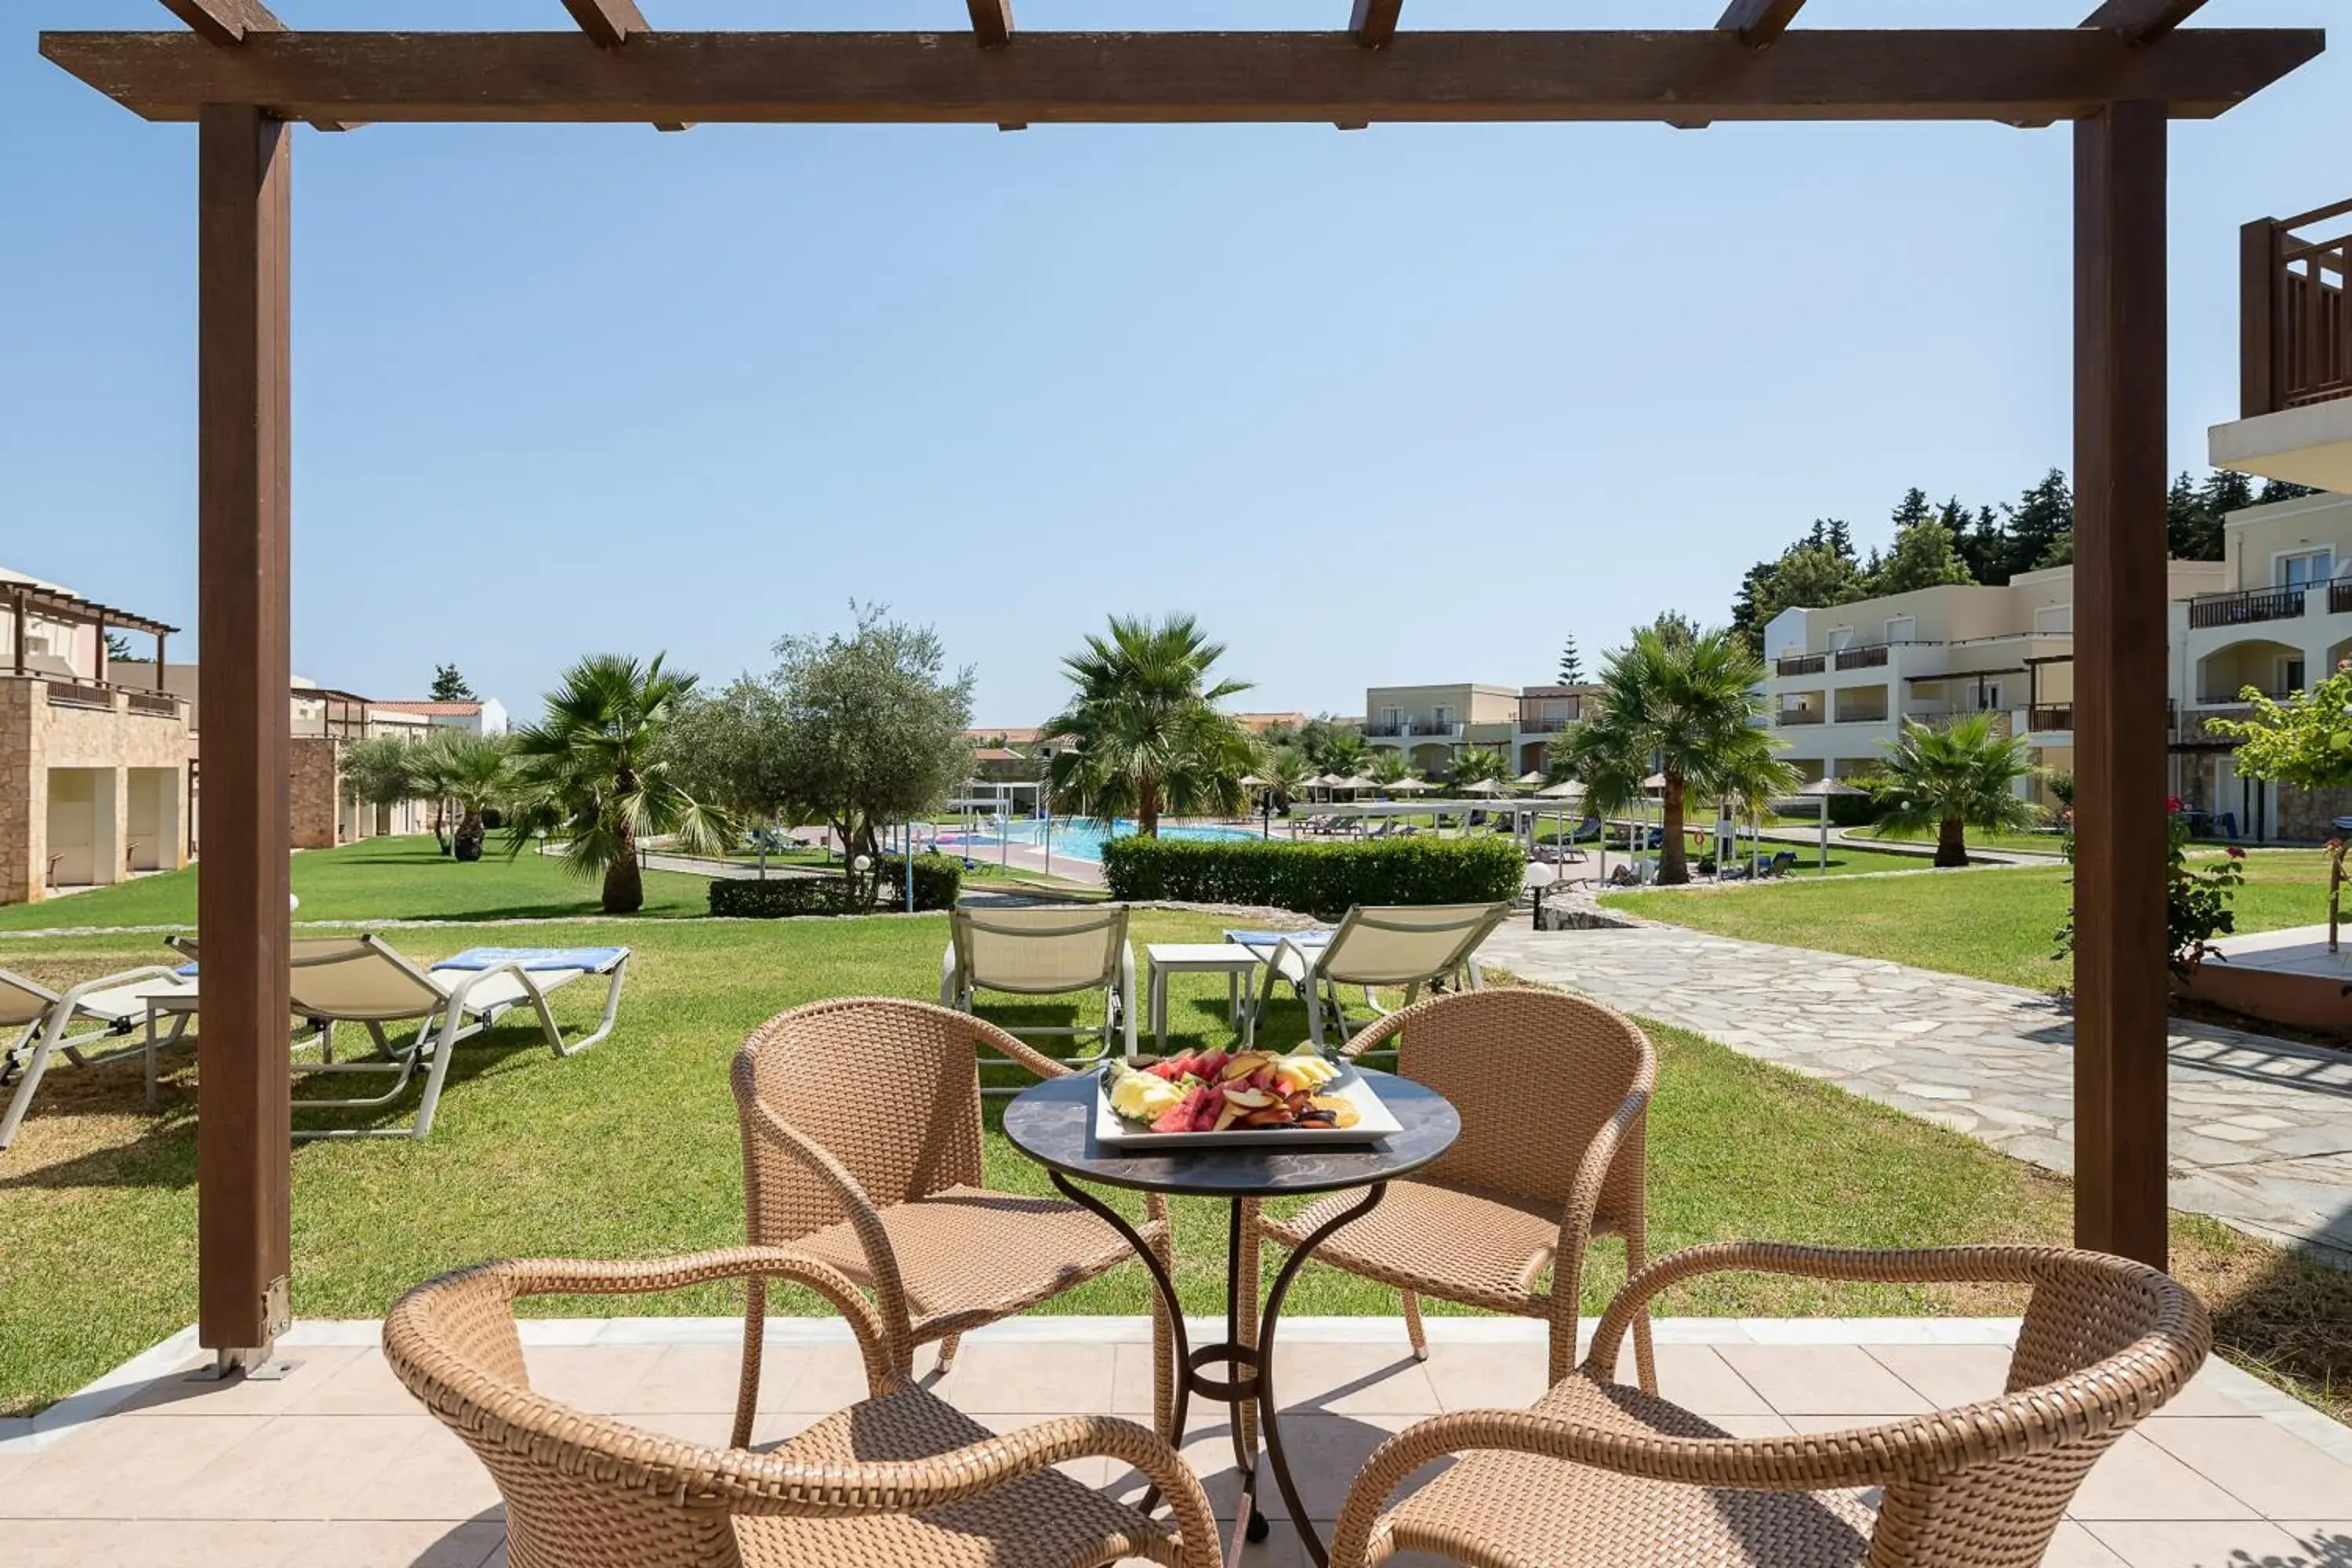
[1142,943,1262,1053]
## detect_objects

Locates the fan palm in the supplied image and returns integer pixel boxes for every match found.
[1366,749,1410,787]
[424,731,516,862]
[1563,626,1791,884]
[1316,730,1370,777]
[341,733,428,844]
[1042,615,1255,837]
[1262,747,1318,815]
[1450,747,1508,786]
[503,653,732,912]
[1873,714,2040,868]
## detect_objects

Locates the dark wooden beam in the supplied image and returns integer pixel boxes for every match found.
[41,29,2323,127]
[2082,1,2210,47]
[196,101,294,1369]
[2071,99,2171,1272]
[561,0,646,50]
[158,0,280,48]
[1351,0,1404,49]
[968,0,1014,49]
[1718,0,1806,52]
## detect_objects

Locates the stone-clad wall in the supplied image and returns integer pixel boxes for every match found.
[1,680,192,906]
[290,736,341,851]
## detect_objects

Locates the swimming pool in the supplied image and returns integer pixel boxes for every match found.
[945,817,1259,864]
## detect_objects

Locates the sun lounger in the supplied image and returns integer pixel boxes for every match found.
[148,936,630,1141]
[0,964,195,1150]
[1231,902,1512,1050]
[939,904,1137,1094]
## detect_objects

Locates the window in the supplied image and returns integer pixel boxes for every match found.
[2033,604,2072,634]
[1974,682,2003,712]
[1828,626,1854,650]
[2279,656,2307,695]
[2278,549,2333,588]
[1885,615,1917,643]
[1380,706,1401,730]
[1432,705,1456,731]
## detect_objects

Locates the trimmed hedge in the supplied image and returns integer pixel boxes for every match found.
[1098,834,1523,918]
[707,854,962,918]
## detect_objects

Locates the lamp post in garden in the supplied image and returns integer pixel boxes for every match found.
[1523,859,1558,931]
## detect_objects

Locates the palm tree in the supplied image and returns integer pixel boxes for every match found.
[1873,714,2039,868]
[503,653,732,913]
[342,733,426,844]
[1563,626,1788,885]
[1450,747,1509,788]
[424,731,515,862]
[1366,749,1410,787]
[1042,615,1255,837]
[1317,730,1370,778]
[1261,746,1318,817]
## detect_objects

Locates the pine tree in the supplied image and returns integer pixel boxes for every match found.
[2165,472,2213,560]
[2200,469,2257,517]
[1997,470,2073,583]
[1557,636,1584,684]
[430,664,477,702]
[1867,517,1976,596]
[2257,477,2320,505]
[1824,517,1857,561]
[1890,487,1933,533]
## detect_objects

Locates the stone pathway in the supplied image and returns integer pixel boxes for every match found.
[1479,924,2352,1259]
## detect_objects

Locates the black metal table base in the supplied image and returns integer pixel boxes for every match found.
[1049,1168,1385,1567]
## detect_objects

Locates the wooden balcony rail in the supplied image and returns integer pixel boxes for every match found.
[2331,579,2352,615]
[2187,584,2306,628]
[1835,644,1891,670]
[44,679,116,710]
[2242,196,2352,416]
[1776,652,1826,677]
[125,688,183,717]
[2030,703,2076,731]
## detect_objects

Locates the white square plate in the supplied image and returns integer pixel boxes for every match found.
[1093,1070,1400,1150]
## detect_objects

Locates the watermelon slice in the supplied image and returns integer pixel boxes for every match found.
[1152,1086,1214,1134]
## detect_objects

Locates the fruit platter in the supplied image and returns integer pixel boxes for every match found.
[1094,1048,1401,1149]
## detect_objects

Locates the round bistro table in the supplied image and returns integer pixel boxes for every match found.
[1002,1069,1460,1567]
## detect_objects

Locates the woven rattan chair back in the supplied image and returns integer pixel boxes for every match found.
[735,997,989,1246]
[387,1262,748,1568]
[1881,1249,2207,1563]
[949,904,1131,996]
[1316,902,1510,989]
[1392,988,1654,1212]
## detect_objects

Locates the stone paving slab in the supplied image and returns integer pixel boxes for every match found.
[1479,924,2352,1260]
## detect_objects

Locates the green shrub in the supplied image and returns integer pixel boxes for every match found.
[1098,835,1523,918]
[707,853,961,918]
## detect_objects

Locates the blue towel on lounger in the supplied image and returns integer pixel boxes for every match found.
[431,946,629,975]
[1222,929,1333,949]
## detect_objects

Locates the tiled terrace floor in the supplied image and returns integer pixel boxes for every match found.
[5,1316,2349,1567]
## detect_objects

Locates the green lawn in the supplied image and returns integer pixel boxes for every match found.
[1846,824,2069,857]
[0,836,717,931]
[4,908,2340,1420]
[1604,849,2333,991]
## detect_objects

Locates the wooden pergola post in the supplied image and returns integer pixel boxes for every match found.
[2072,98,2171,1270]
[195,100,293,1369]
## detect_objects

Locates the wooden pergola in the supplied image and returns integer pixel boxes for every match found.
[38,2,2325,1370]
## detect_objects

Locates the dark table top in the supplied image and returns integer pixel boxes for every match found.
[1002,1068,1460,1198]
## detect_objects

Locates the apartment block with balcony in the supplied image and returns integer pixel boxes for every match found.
[1511,684,1599,774]
[2171,491,2352,840]
[1360,683,1516,775]
[0,568,191,905]
[1759,561,2228,806]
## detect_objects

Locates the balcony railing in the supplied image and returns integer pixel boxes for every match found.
[1516,714,1573,734]
[1835,644,1890,670]
[2187,585,2306,629]
[1776,653,1826,677]
[43,680,116,710]
[2243,197,2352,416]
[1361,721,1464,739]
[2029,704,2074,731]
[125,688,183,717]
[2332,579,2352,615]
[1776,710,1824,727]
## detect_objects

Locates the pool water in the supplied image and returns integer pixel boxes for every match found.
[944,816,1258,864]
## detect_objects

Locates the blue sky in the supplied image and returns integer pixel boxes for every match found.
[2,2,2341,726]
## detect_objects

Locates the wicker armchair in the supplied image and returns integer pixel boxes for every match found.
[1330,1242,2213,1568]
[1238,986,1657,1459]
[384,1247,1218,1568]
[731,996,1175,1449]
